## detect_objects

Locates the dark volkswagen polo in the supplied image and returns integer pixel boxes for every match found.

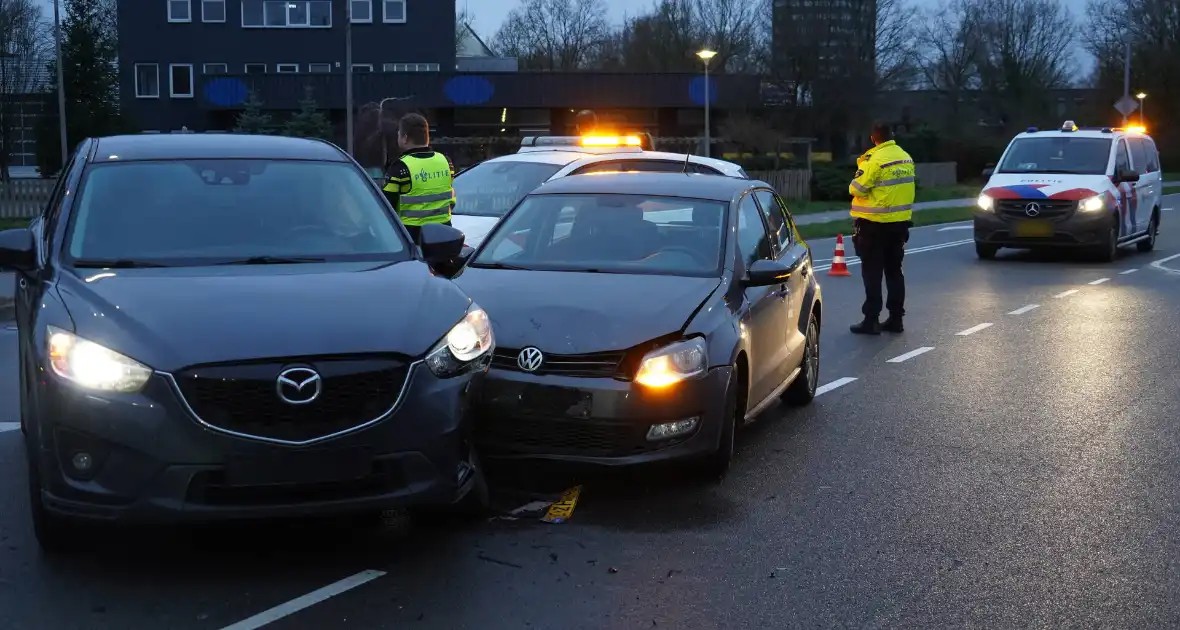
[454,173,822,477]
[0,134,494,551]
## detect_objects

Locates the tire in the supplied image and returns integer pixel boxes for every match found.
[1095,221,1119,262]
[701,373,739,481]
[975,243,998,259]
[1137,212,1159,253]
[783,312,819,406]
[25,436,87,553]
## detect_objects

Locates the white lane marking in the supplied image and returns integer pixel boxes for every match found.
[0,423,19,433]
[1008,304,1040,315]
[956,323,993,336]
[886,347,934,363]
[937,225,973,231]
[1151,252,1180,275]
[813,239,973,270]
[1120,268,1138,275]
[1054,289,1079,298]
[219,570,386,630]
[816,377,857,396]
[1088,277,1110,285]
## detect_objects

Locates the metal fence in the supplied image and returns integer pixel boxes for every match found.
[748,170,810,200]
[0,179,54,218]
[915,162,958,187]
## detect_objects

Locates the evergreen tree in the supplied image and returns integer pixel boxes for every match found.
[34,0,122,177]
[233,90,273,134]
[282,86,332,140]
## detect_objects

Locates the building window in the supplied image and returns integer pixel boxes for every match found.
[244,63,266,74]
[134,63,160,98]
[242,0,331,27]
[383,63,439,72]
[351,64,373,72]
[168,0,191,22]
[309,63,332,73]
[382,0,405,23]
[276,63,299,73]
[203,62,228,74]
[201,0,225,21]
[351,0,371,22]
[169,64,194,98]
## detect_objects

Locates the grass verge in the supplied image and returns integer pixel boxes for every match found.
[797,206,975,240]
[791,184,979,215]
[1163,184,1180,195]
[0,217,29,230]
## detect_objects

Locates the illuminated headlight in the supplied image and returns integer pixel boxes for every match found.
[425,305,495,377]
[47,326,152,393]
[1078,195,1105,212]
[976,194,994,212]
[634,338,707,388]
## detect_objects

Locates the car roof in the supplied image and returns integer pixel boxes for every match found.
[477,151,588,166]
[529,172,762,201]
[89,133,350,163]
[1014,129,1153,141]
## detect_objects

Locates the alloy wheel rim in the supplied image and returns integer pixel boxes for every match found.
[806,324,819,392]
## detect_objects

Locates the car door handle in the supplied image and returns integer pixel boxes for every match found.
[772,284,789,299]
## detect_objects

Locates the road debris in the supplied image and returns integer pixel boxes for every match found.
[542,485,583,523]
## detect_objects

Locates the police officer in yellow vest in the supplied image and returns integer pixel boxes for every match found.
[848,123,916,335]
[383,113,455,243]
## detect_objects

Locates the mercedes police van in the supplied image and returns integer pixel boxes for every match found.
[974,121,1163,261]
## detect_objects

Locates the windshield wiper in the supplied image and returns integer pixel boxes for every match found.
[469,262,530,270]
[73,259,169,268]
[214,256,326,265]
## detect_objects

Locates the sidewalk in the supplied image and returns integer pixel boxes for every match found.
[793,180,1180,226]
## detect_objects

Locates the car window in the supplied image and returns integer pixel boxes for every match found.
[997,137,1113,175]
[753,190,791,252]
[572,160,693,175]
[1145,139,1161,172]
[737,193,771,269]
[452,160,563,218]
[1115,139,1130,173]
[471,193,727,277]
[66,159,409,266]
[1129,138,1149,175]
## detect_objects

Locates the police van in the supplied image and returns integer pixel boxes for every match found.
[451,134,748,247]
[974,121,1163,261]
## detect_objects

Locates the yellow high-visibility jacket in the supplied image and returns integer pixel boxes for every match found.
[848,140,915,223]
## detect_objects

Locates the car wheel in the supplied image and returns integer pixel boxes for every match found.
[1137,212,1159,253]
[25,436,86,553]
[975,243,998,259]
[783,312,819,406]
[1096,222,1119,262]
[701,373,739,481]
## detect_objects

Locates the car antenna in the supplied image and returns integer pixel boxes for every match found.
[682,149,691,174]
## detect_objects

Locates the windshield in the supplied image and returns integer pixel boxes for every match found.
[452,160,563,217]
[470,193,727,277]
[66,159,409,267]
[997,137,1113,174]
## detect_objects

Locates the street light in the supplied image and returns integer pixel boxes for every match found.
[1136,92,1146,126]
[53,0,67,169]
[345,0,354,155]
[696,49,716,158]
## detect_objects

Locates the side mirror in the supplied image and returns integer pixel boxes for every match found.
[0,228,34,271]
[743,259,792,287]
[418,223,466,273]
[1117,169,1140,183]
[981,168,994,178]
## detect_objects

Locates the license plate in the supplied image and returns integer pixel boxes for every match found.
[1012,220,1053,237]
[225,447,372,486]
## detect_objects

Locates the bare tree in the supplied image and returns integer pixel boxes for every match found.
[915,0,983,129]
[1085,0,1180,129]
[874,0,920,90]
[492,0,612,70]
[456,2,475,54]
[0,0,49,181]
[692,0,761,73]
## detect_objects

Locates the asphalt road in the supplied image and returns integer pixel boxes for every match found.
[3,204,1180,629]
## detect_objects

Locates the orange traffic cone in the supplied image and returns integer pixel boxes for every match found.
[828,234,852,276]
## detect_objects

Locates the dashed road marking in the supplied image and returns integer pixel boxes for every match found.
[1120,268,1139,275]
[956,323,993,336]
[886,347,934,363]
[0,423,19,434]
[812,239,973,270]
[1054,289,1079,298]
[816,377,857,396]
[1008,304,1039,315]
[219,570,386,630]
[1151,252,1180,275]
[1088,277,1110,285]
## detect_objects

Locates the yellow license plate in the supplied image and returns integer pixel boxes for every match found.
[1012,220,1053,237]
[542,485,583,523]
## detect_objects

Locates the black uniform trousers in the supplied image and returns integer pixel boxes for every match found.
[851,218,912,320]
[403,220,452,244]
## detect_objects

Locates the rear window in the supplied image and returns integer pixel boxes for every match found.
[66,159,409,266]
[997,137,1112,175]
[452,160,563,218]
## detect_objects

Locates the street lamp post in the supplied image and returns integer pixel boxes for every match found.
[696,49,716,158]
[1136,92,1146,126]
[345,1,354,155]
[53,0,67,168]
[378,95,414,167]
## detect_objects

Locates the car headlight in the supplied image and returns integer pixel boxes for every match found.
[46,327,153,393]
[976,194,994,212]
[1078,195,1105,212]
[634,338,707,388]
[425,306,495,377]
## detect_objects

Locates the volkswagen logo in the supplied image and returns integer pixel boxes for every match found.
[275,367,322,405]
[1024,202,1041,217]
[517,347,544,372]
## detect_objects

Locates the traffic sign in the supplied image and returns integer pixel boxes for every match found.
[1114,95,1139,116]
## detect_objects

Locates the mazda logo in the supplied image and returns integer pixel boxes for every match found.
[1024,202,1041,217]
[517,347,544,372]
[275,367,322,405]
